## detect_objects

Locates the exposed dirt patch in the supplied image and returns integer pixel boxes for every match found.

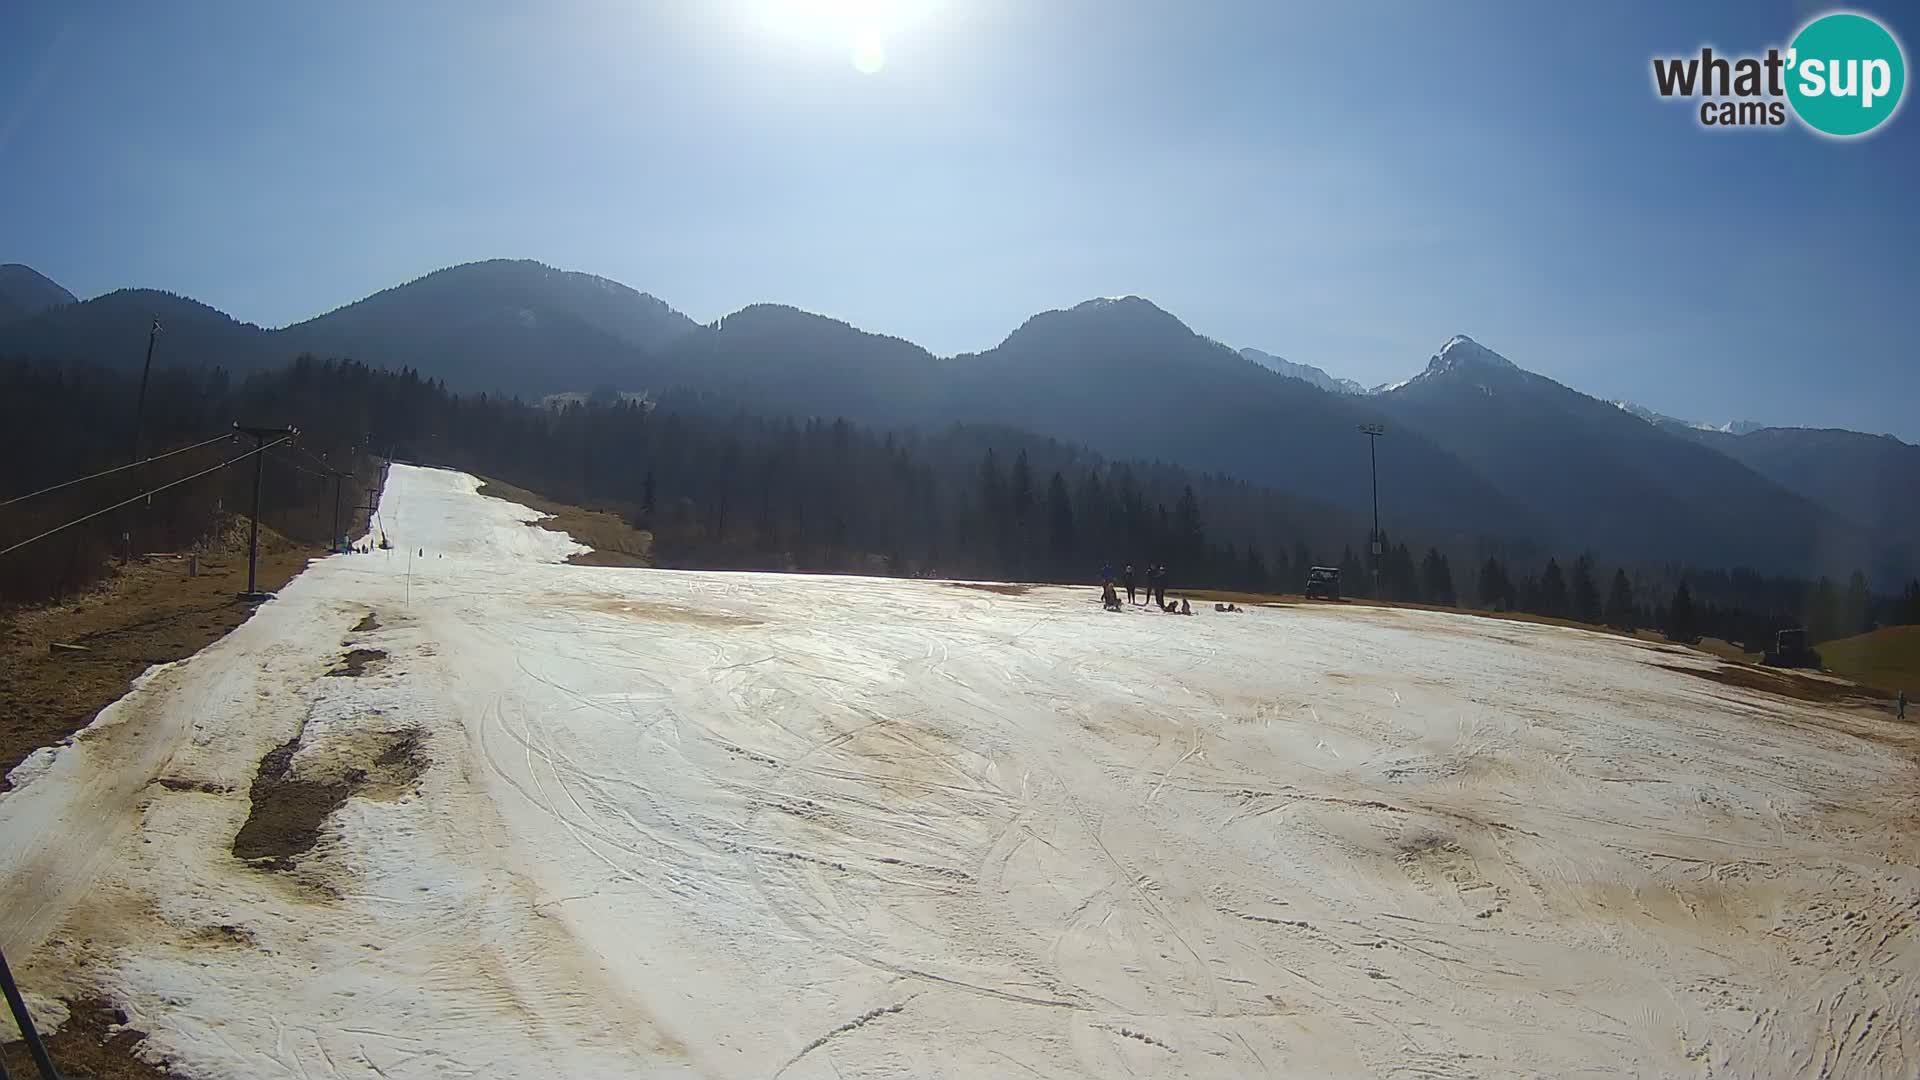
[190,922,257,948]
[351,612,379,633]
[475,478,652,567]
[1657,661,1892,706]
[558,595,761,627]
[0,525,317,791]
[232,726,428,871]
[940,582,1034,596]
[1,998,189,1079]
[154,777,231,795]
[326,647,387,677]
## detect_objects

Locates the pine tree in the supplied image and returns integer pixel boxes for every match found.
[1604,568,1635,629]
[641,469,656,516]
[1388,542,1420,601]
[1539,558,1570,617]
[1477,556,1509,610]
[1339,546,1366,597]
[1843,570,1872,636]
[1806,576,1840,641]
[1571,554,1601,624]
[1668,581,1696,642]
[1174,485,1204,564]
[1046,471,1075,563]
[1903,580,1920,625]
[1421,548,1456,606]
[1010,449,1034,524]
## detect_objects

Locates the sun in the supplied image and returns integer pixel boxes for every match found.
[850,28,887,74]
[759,0,933,74]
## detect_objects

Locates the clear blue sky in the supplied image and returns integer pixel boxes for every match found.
[4,1,1916,438]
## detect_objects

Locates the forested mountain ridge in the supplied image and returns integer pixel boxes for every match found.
[1,259,1908,580]
[0,263,76,322]
[1371,335,1900,579]
[276,259,698,393]
[1654,422,1920,556]
[937,297,1540,548]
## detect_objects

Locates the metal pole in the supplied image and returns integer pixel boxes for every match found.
[330,471,345,553]
[234,424,296,598]
[1359,424,1385,599]
[0,946,61,1080]
[247,441,265,595]
[122,315,162,563]
[131,317,159,464]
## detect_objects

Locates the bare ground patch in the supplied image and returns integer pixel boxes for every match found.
[552,595,761,627]
[325,647,387,677]
[474,478,652,567]
[940,582,1035,596]
[1,998,188,1079]
[1656,661,1892,707]
[350,612,379,633]
[232,726,427,871]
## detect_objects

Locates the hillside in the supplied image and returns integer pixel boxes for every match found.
[1,261,1907,581]
[1814,624,1920,698]
[0,288,272,371]
[1372,336,1879,576]
[277,259,697,393]
[5,464,1913,1078]
[0,264,75,323]
[1661,423,1920,573]
[940,299,1537,544]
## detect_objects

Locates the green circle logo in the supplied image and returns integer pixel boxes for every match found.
[1787,12,1906,136]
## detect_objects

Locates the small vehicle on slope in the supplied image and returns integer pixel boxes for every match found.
[1304,566,1341,601]
[1761,628,1822,669]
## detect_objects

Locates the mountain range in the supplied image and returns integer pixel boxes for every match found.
[1,259,1911,580]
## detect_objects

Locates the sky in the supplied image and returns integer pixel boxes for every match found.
[3,0,1917,439]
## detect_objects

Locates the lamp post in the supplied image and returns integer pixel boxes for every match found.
[1358,423,1385,598]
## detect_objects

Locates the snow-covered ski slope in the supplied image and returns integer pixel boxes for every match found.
[3,465,1916,1078]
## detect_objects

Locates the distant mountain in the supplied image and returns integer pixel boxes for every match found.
[1660,424,1920,574]
[278,260,696,393]
[939,299,1535,541]
[1373,335,1887,576]
[3,261,1905,579]
[650,303,940,421]
[0,288,271,371]
[1612,400,1766,436]
[0,259,698,395]
[1238,347,1367,395]
[0,264,77,323]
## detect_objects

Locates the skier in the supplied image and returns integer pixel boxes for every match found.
[1153,564,1168,608]
[1123,563,1138,605]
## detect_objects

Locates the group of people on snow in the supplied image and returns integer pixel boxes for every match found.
[1101,562,1186,614]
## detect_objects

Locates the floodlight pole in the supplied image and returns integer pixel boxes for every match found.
[1359,423,1385,598]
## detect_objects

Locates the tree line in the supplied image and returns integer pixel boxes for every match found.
[4,355,1915,652]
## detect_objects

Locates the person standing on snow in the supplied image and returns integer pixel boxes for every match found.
[1123,563,1138,605]
[1153,564,1168,608]
[1900,689,1908,721]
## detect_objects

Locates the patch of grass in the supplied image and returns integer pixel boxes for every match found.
[475,478,652,567]
[1815,625,1920,698]
[1655,661,1891,706]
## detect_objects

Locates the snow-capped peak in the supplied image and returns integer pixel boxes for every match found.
[1611,400,1769,436]
[1425,334,1518,375]
[1238,347,1367,395]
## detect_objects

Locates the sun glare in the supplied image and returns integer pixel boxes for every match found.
[759,0,935,74]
